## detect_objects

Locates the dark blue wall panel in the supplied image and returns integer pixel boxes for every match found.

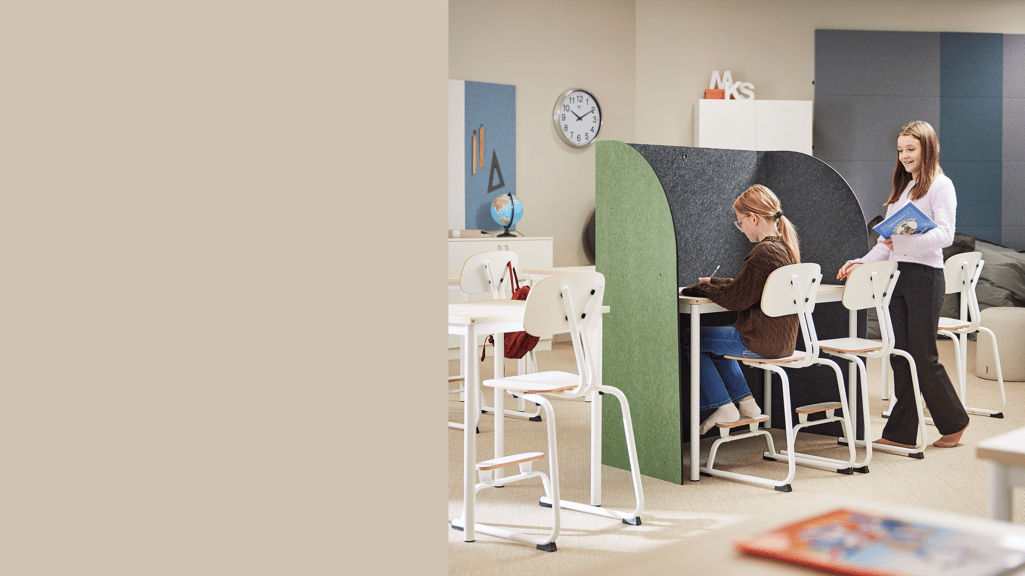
[941,33,1003,98]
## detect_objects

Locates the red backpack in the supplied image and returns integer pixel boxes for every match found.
[482,262,540,361]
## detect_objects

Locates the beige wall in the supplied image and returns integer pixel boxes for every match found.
[451,0,1025,266]
[449,0,636,267]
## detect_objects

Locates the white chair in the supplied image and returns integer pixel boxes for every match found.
[819,261,928,464]
[700,263,857,492]
[471,272,644,551]
[448,251,541,431]
[936,252,1006,418]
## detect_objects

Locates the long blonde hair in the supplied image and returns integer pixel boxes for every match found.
[887,120,942,205]
[733,184,800,262]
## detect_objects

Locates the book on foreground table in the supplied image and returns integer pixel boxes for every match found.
[872,202,937,239]
[734,508,1025,576]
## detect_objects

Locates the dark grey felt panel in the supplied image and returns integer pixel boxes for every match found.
[815,30,940,96]
[940,32,1003,98]
[1004,98,1025,162]
[629,144,869,436]
[939,97,1003,162]
[814,95,940,161]
[1004,162,1025,227]
[1006,35,1025,98]
[823,160,898,224]
[943,161,1002,245]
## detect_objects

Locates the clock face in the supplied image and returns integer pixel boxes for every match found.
[553,89,602,147]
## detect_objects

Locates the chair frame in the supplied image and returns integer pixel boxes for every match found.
[936,252,1006,418]
[460,272,644,551]
[819,261,928,463]
[700,263,857,492]
[449,251,541,432]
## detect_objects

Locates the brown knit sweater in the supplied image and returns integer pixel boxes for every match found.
[680,237,799,359]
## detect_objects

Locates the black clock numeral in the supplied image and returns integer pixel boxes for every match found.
[563,124,569,132]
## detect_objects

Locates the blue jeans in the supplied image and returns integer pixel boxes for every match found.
[682,325,764,410]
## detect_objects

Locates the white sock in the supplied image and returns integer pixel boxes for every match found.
[738,397,761,419]
[700,403,740,434]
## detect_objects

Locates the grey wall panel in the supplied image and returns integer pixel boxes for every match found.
[815,30,940,96]
[1006,35,1025,98]
[1004,162,1025,227]
[940,32,1003,98]
[822,160,898,223]
[939,97,1003,162]
[1004,98,1025,162]
[1002,227,1025,250]
[814,95,940,161]
[943,161,1002,244]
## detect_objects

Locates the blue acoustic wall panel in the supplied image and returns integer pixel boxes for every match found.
[941,33,1003,98]
[1005,35,1025,246]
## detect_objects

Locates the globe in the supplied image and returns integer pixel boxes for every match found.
[491,194,523,237]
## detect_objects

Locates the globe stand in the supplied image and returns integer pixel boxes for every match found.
[496,193,517,237]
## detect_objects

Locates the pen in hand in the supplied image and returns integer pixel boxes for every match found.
[703,265,720,283]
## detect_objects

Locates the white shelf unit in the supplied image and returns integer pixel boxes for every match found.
[693,99,813,155]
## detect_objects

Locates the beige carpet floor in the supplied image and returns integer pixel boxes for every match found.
[448,337,1025,575]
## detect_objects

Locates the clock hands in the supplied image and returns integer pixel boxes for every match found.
[569,109,583,121]
[579,109,593,119]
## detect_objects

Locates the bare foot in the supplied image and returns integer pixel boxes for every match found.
[874,438,916,449]
[933,420,969,448]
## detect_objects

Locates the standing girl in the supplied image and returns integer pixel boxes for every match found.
[837,120,969,448]
[682,185,800,433]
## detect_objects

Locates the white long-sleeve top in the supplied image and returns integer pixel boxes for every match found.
[851,173,957,270]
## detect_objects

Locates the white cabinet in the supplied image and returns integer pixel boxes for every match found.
[448,237,554,358]
[448,237,554,273]
[694,100,813,155]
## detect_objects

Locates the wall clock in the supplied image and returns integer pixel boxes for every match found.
[553,88,602,147]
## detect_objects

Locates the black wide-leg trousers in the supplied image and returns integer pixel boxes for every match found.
[881,262,970,445]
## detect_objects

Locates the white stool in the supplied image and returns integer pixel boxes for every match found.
[977,307,1025,382]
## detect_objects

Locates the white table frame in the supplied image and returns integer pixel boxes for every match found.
[977,427,1025,522]
[678,284,853,482]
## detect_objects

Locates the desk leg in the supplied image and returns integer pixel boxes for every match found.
[690,304,700,482]
[990,462,1012,521]
[493,332,506,484]
[461,325,477,541]
[849,309,859,440]
[591,313,604,505]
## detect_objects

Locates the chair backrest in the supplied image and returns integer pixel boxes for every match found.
[522,271,606,397]
[459,251,519,298]
[760,263,822,366]
[942,251,985,329]
[841,261,901,356]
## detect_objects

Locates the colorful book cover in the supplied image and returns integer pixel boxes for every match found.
[734,508,1025,576]
[872,202,937,239]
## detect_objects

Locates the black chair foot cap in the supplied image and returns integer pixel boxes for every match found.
[992,413,1004,419]
[837,468,854,475]
[854,466,869,474]
[539,499,552,508]
[763,455,777,462]
[837,438,849,446]
[623,517,641,526]
[529,415,542,422]
[910,452,925,460]
[452,525,463,532]
[699,471,712,477]
[537,542,557,552]
[475,427,480,434]
[774,484,793,493]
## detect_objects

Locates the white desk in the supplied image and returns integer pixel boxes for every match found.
[977,427,1025,522]
[448,298,609,542]
[678,284,848,482]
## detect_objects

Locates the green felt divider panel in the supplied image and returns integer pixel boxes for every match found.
[595,141,682,484]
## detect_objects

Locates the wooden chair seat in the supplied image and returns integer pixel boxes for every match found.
[819,336,883,355]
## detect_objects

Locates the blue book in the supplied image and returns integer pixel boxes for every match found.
[872,202,937,239]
